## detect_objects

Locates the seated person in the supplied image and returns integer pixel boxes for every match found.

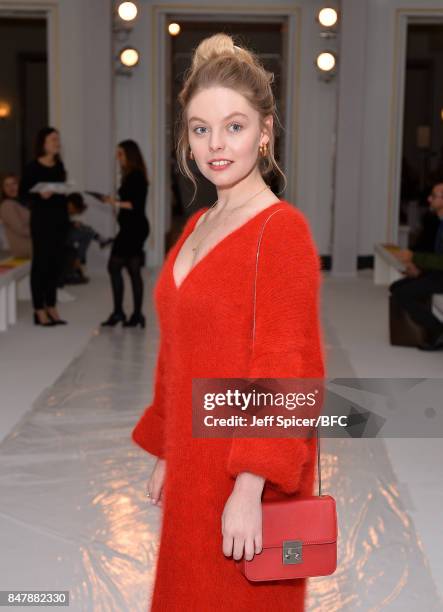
[63,192,113,284]
[0,173,32,258]
[390,180,443,351]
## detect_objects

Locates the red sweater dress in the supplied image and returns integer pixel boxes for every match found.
[132,200,325,611]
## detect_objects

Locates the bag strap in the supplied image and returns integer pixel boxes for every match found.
[253,208,322,497]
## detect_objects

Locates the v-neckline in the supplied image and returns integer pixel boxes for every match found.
[171,200,284,291]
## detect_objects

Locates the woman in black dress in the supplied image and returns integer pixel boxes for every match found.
[21,127,69,326]
[101,140,150,328]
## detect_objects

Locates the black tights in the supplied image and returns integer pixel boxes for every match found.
[107,254,144,315]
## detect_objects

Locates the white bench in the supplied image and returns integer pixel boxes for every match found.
[432,295,443,323]
[374,243,405,285]
[0,257,31,331]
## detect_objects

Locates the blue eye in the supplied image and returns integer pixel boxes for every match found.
[229,123,243,133]
[193,127,207,135]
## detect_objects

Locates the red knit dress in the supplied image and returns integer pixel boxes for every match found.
[132,200,325,611]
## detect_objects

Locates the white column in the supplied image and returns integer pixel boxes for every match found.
[331,0,369,276]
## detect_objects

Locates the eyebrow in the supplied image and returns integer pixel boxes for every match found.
[188,112,249,124]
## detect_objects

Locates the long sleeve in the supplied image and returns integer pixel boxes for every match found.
[118,170,148,214]
[0,201,31,238]
[412,251,443,271]
[226,207,325,495]
[131,334,169,459]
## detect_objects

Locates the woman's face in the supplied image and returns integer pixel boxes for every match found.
[44,131,61,156]
[187,86,271,189]
[2,176,19,199]
[116,147,127,168]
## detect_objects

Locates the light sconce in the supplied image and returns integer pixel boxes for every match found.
[318,8,338,28]
[316,51,336,72]
[0,102,11,120]
[113,3,139,76]
[119,47,139,68]
[315,7,338,81]
[168,22,181,36]
[315,51,337,81]
[117,2,138,22]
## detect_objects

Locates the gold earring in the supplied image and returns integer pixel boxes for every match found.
[259,143,268,158]
[189,148,194,160]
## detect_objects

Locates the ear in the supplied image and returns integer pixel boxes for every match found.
[260,115,273,145]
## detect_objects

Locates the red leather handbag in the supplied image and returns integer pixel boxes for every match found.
[235,429,338,581]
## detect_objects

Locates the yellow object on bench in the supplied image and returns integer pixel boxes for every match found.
[0,257,31,267]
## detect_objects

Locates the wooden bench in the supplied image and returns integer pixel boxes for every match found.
[0,256,31,331]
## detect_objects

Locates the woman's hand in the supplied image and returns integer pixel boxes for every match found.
[404,262,421,277]
[102,195,132,210]
[146,458,166,507]
[222,472,265,561]
[41,191,54,199]
[395,248,413,264]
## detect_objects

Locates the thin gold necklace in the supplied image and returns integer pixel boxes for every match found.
[191,184,270,253]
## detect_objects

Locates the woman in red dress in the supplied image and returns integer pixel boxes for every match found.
[132,33,325,611]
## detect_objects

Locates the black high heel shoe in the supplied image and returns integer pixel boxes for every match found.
[47,313,68,325]
[33,312,56,327]
[101,312,127,327]
[123,313,146,328]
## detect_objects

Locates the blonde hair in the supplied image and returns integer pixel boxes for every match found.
[175,33,287,204]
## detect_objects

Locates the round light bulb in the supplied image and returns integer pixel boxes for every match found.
[118,2,138,22]
[120,47,139,67]
[318,8,338,28]
[0,102,11,118]
[168,23,181,36]
[316,52,336,72]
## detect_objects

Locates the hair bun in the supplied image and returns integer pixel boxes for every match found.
[192,33,238,70]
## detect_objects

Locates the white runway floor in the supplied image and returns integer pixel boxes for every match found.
[0,258,442,611]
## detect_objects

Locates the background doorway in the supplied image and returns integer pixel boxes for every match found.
[165,20,287,250]
[399,22,443,249]
[0,16,47,175]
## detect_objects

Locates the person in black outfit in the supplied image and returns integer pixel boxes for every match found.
[20,127,69,326]
[101,140,150,328]
[390,181,443,350]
